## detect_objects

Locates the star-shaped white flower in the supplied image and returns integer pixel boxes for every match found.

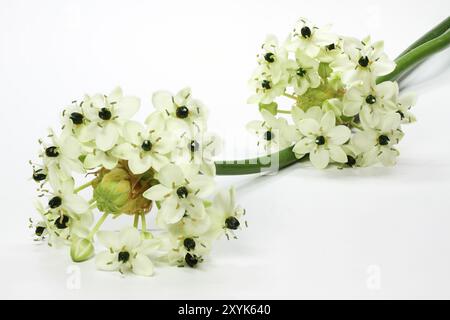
[292,107,351,169]
[114,121,174,174]
[246,109,295,152]
[96,227,159,276]
[331,36,395,86]
[79,87,140,151]
[351,112,403,166]
[288,50,321,96]
[150,87,208,134]
[143,164,215,224]
[287,18,337,58]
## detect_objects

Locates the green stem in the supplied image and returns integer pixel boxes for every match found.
[396,17,450,58]
[133,214,139,228]
[141,214,147,233]
[215,21,450,176]
[277,109,291,114]
[215,148,305,175]
[74,180,94,193]
[377,29,450,83]
[87,213,108,240]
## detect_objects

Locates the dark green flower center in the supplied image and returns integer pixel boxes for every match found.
[301,26,311,38]
[397,111,405,119]
[296,68,307,77]
[183,238,196,251]
[33,171,46,182]
[35,226,46,236]
[98,108,112,120]
[315,136,326,145]
[176,186,189,199]
[118,251,130,263]
[378,135,390,146]
[49,196,62,209]
[263,131,274,141]
[176,106,189,119]
[185,253,198,267]
[326,43,336,50]
[261,80,271,90]
[358,56,369,67]
[365,95,377,104]
[225,216,240,230]
[54,215,69,229]
[346,155,356,167]
[141,140,153,151]
[189,140,200,152]
[45,146,59,158]
[69,112,84,125]
[264,52,275,63]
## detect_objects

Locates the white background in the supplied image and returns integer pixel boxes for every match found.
[1,0,450,299]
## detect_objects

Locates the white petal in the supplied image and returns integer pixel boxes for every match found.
[143,184,172,201]
[97,231,120,250]
[115,96,140,120]
[310,148,329,169]
[123,121,144,145]
[152,90,174,112]
[321,111,336,132]
[119,227,141,249]
[132,254,154,276]
[158,164,185,187]
[161,195,185,224]
[327,125,351,145]
[188,175,215,198]
[128,155,152,175]
[328,145,348,163]
[292,137,314,156]
[298,119,320,136]
[96,123,119,151]
[95,251,119,271]
[64,194,89,214]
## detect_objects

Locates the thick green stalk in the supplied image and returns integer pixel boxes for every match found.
[215,22,450,176]
[377,29,450,83]
[396,16,450,58]
[215,148,304,175]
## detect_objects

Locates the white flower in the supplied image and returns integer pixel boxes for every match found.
[151,87,208,133]
[247,66,288,104]
[114,121,174,174]
[171,131,222,176]
[331,36,395,86]
[35,200,93,246]
[288,51,321,96]
[47,178,89,216]
[96,227,159,276]
[208,187,245,239]
[40,129,84,184]
[246,109,295,152]
[83,149,119,170]
[256,35,289,84]
[61,100,88,136]
[396,92,417,124]
[343,81,398,117]
[164,234,212,267]
[352,112,403,166]
[79,87,140,151]
[292,108,351,169]
[288,18,337,58]
[143,164,215,224]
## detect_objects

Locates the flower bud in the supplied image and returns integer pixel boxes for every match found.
[94,168,131,214]
[70,237,94,262]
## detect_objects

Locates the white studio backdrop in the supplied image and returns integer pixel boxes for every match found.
[0,0,449,299]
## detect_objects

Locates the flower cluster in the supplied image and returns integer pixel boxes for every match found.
[30,87,245,276]
[247,18,416,169]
